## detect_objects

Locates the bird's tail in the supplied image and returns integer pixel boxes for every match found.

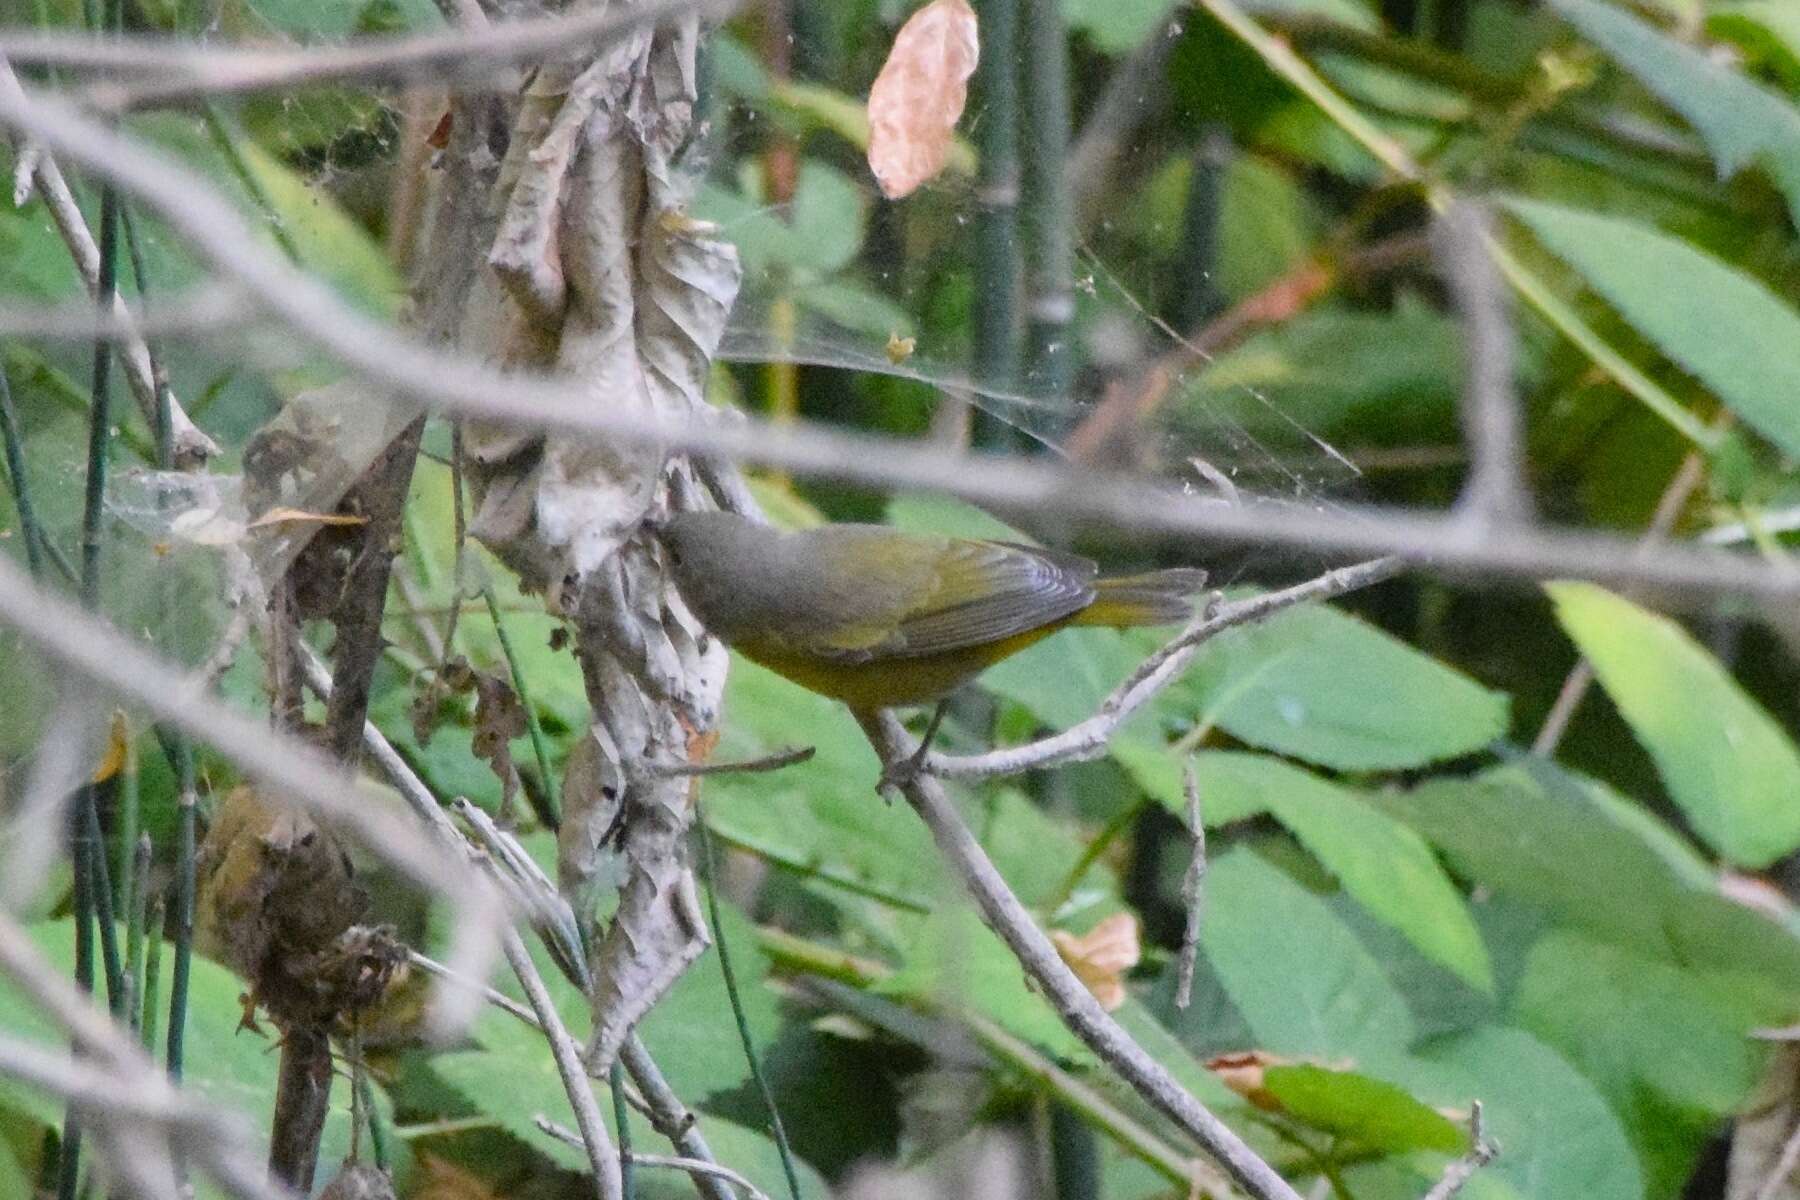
[1077,568,1210,628]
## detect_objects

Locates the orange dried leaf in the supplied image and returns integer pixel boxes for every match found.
[1207,1050,1291,1111]
[1050,912,1140,1012]
[866,0,979,200]
[246,506,369,530]
[90,711,130,784]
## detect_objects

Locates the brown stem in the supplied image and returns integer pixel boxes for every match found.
[267,1024,334,1191]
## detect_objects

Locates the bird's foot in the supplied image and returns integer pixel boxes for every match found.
[876,747,929,797]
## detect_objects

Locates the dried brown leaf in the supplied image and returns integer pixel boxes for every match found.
[866,0,979,200]
[1049,912,1140,1012]
[245,506,371,530]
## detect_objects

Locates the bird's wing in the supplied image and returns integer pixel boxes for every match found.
[858,539,1097,659]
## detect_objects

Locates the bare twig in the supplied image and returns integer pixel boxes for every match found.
[1753,1119,1800,1200]
[1175,759,1207,1010]
[0,56,217,467]
[653,746,816,776]
[1,88,1797,605]
[1421,1102,1497,1200]
[405,949,543,1032]
[0,284,246,339]
[536,1119,770,1200]
[0,0,730,111]
[619,1035,740,1200]
[502,928,624,1200]
[925,557,1404,780]
[1435,202,1530,527]
[855,710,1305,1200]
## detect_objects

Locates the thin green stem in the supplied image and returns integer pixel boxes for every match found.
[79,189,119,607]
[115,727,138,945]
[139,893,164,1054]
[1047,795,1148,915]
[201,106,301,265]
[482,583,560,824]
[611,1062,635,1200]
[55,810,96,1200]
[973,0,1022,448]
[0,363,47,578]
[124,833,150,1034]
[0,345,155,466]
[165,742,196,1081]
[82,789,125,1012]
[1019,0,1075,400]
[697,813,802,1200]
[354,1070,391,1171]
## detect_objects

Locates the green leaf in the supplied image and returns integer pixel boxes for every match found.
[1261,1064,1466,1153]
[1166,599,1509,771]
[1379,767,1800,991]
[1711,2,1800,89]
[1203,849,1415,1059]
[1548,581,1800,865]
[1378,1027,1642,1200]
[1547,0,1800,226]
[1186,753,1492,991]
[0,923,365,1174]
[1513,930,1766,1114]
[1505,198,1800,459]
[1065,0,1177,53]
[698,160,867,280]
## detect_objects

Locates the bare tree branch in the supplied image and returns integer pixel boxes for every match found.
[0,86,1797,606]
[924,557,1403,779]
[1422,1101,1498,1200]
[0,0,733,111]
[855,710,1305,1200]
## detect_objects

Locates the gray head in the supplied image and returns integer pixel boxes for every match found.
[652,511,788,640]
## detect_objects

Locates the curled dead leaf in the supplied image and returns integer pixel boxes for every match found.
[1050,911,1140,1012]
[246,506,371,530]
[866,0,979,200]
[1207,1050,1290,1111]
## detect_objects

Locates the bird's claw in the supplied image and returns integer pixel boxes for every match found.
[876,748,928,797]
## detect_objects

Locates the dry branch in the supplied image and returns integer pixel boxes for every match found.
[1,86,1798,607]
[856,711,1305,1200]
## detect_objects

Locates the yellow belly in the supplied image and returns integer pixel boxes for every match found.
[736,624,1065,709]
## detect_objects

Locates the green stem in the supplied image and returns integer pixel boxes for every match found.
[481,583,560,825]
[0,363,47,578]
[115,729,138,945]
[354,1070,391,1171]
[611,1062,635,1200]
[55,819,96,1200]
[201,106,302,264]
[139,893,164,1055]
[165,742,196,1081]
[125,833,150,1034]
[697,815,802,1200]
[1019,0,1076,401]
[973,0,1022,448]
[82,788,125,1012]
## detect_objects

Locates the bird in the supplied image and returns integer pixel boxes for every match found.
[654,511,1206,777]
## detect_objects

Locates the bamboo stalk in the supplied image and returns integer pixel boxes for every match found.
[972,0,1022,448]
[1020,0,1075,401]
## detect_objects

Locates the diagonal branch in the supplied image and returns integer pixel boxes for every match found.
[855,710,1304,1200]
[924,556,1404,779]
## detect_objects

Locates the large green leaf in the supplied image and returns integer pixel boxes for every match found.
[0,923,367,1188]
[1506,198,1800,460]
[1379,767,1800,991]
[1548,581,1800,866]
[1548,0,1800,226]
[1378,1027,1642,1200]
[1261,1064,1466,1154]
[1513,930,1766,1114]
[1184,754,1492,991]
[1203,848,1415,1060]
[1164,600,1509,771]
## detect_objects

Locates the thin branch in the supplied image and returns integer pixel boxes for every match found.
[1435,201,1530,528]
[3,83,1800,608]
[1753,1117,1800,1200]
[502,928,624,1200]
[653,746,815,776]
[536,1120,771,1200]
[855,710,1305,1200]
[618,1036,740,1200]
[0,0,732,111]
[925,557,1404,780]
[1175,759,1207,1010]
[405,949,543,1032]
[1421,1102,1497,1200]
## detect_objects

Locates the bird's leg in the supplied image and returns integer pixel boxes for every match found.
[875,699,949,796]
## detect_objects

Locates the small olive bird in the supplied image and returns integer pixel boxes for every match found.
[655,512,1207,731]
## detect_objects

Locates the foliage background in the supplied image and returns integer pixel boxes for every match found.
[7,0,1800,1197]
